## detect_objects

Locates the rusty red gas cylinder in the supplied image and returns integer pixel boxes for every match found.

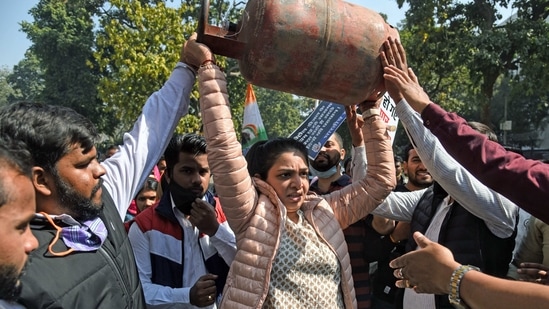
[198,0,399,105]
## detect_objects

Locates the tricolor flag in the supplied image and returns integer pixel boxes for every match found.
[241,84,268,154]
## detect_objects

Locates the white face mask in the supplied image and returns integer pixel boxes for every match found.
[309,164,338,179]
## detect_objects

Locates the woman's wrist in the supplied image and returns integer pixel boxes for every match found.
[358,100,379,112]
[361,108,380,119]
[197,61,219,74]
[200,59,216,67]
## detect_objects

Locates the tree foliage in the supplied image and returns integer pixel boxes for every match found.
[20,0,118,135]
[94,0,250,134]
[95,0,196,132]
[396,0,549,136]
[94,0,312,138]
[7,51,45,104]
[225,59,315,140]
[255,88,314,139]
[0,67,16,107]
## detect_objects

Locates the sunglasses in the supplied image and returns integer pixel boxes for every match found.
[145,178,159,191]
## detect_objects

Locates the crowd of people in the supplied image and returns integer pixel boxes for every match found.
[1,27,548,309]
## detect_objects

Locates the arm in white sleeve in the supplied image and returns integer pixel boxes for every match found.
[351,144,396,234]
[351,145,367,181]
[128,223,192,306]
[396,99,518,238]
[209,221,237,265]
[371,188,427,222]
[101,63,195,220]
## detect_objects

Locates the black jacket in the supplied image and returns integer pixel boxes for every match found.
[18,186,145,309]
[396,182,516,309]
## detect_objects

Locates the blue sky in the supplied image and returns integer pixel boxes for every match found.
[0,1,407,68]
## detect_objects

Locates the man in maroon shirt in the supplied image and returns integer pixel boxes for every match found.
[381,36,549,224]
[370,33,549,309]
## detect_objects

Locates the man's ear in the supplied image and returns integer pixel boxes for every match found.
[402,162,408,176]
[32,166,53,197]
[253,173,262,179]
[340,148,346,161]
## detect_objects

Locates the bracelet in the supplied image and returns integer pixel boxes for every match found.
[180,62,197,77]
[389,233,401,244]
[198,63,218,75]
[448,265,480,309]
[362,108,380,119]
[200,59,216,67]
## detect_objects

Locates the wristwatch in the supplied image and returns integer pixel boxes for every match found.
[448,265,480,309]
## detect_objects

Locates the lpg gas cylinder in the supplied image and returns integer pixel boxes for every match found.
[198,0,399,105]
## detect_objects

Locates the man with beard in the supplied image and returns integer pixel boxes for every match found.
[0,34,215,308]
[398,144,433,192]
[308,126,395,309]
[381,37,546,307]
[372,123,518,309]
[372,38,519,308]
[309,132,347,193]
[0,135,38,308]
[127,134,236,308]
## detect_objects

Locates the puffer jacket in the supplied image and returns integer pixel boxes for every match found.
[198,65,395,309]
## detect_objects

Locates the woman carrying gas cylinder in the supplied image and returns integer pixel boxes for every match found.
[195,34,395,309]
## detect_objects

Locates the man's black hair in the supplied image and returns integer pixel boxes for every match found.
[0,102,98,174]
[402,144,415,162]
[0,134,33,208]
[164,133,207,177]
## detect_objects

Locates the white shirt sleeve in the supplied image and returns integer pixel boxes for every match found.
[209,221,237,265]
[101,63,195,220]
[396,99,518,238]
[371,189,427,221]
[350,145,367,181]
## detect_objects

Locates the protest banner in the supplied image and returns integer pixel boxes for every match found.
[288,101,347,160]
[289,93,399,160]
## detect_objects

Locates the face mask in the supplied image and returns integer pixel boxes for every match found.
[169,181,200,215]
[309,164,339,178]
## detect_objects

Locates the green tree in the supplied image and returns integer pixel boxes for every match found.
[96,0,195,132]
[501,0,549,138]
[396,0,549,132]
[94,0,243,134]
[21,0,118,135]
[224,62,248,138]
[7,51,45,103]
[0,67,16,107]
[252,88,312,138]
